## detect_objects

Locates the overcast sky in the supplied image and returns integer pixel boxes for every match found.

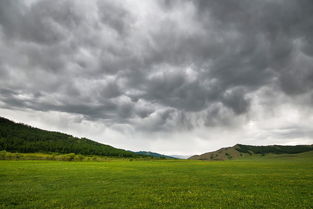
[0,0,313,155]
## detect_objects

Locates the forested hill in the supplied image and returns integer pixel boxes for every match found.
[0,117,146,158]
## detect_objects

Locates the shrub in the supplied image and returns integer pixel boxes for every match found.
[0,150,7,160]
[60,153,76,161]
[75,154,85,161]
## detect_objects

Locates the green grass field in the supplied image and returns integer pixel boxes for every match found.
[1,155,313,209]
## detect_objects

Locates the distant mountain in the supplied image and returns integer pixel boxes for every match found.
[0,117,149,158]
[170,155,192,159]
[135,151,176,159]
[189,144,313,160]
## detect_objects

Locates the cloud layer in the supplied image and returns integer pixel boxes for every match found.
[0,0,313,154]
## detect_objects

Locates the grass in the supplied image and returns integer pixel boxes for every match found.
[0,156,313,208]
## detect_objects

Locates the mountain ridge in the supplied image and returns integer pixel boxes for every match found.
[135,151,176,159]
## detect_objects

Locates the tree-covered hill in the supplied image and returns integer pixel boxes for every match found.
[0,117,147,158]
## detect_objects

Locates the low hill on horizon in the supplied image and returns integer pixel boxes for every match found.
[135,151,176,159]
[189,144,313,160]
[0,116,149,158]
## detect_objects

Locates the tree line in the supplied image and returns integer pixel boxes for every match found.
[235,144,313,155]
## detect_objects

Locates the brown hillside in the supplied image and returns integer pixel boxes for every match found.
[189,144,313,160]
[189,145,243,160]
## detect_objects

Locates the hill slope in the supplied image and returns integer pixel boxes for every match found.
[0,117,146,158]
[189,144,313,160]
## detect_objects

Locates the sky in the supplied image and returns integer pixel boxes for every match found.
[0,0,313,155]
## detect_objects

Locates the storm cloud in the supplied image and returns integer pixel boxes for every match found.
[0,0,313,154]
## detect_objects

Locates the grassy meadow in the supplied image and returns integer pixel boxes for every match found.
[0,154,313,209]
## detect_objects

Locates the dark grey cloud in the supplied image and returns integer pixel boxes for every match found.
[0,0,313,135]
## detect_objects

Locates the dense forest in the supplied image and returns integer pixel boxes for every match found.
[236,144,313,155]
[0,117,148,158]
